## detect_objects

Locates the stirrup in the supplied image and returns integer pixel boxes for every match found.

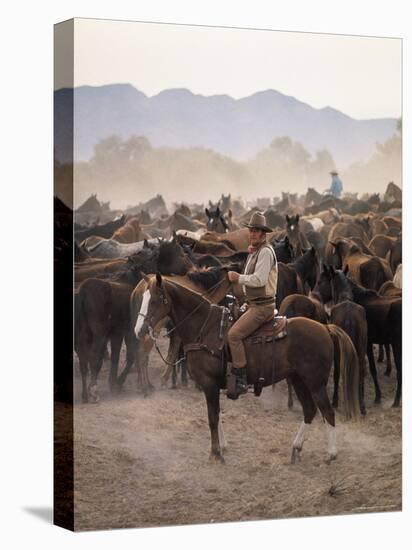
[226,370,248,400]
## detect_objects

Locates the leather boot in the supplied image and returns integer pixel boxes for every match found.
[230,366,248,398]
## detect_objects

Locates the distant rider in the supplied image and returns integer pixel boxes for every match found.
[326,170,343,198]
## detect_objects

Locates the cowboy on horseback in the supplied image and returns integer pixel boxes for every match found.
[227,212,278,398]
[326,170,343,198]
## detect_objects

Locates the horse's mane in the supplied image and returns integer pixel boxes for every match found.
[291,248,317,270]
[347,277,379,302]
[187,267,224,290]
[226,251,248,263]
[158,240,184,261]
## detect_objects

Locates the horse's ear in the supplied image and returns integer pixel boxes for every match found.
[143,238,149,248]
[286,214,290,222]
[296,214,300,222]
[216,206,220,216]
[343,264,350,276]
[310,246,316,255]
[156,272,163,287]
[141,272,150,283]
[205,208,210,217]
[172,230,177,240]
[228,209,233,219]
[284,235,289,244]
[209,200,213,207]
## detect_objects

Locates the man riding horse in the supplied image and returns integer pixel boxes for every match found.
[227,212,278,398]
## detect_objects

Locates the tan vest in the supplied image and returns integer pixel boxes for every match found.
[244,243,278,305]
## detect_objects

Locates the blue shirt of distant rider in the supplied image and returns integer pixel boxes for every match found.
[329,174,343,198]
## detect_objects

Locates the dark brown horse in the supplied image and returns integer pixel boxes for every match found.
[278,292,328,410]
[75,278,137,403]
[136,275,360,463]
[285,214,310,256]
[377,280,402,376]
[329,269,402,407]
[279,293,327,324]
[128,267,235,393]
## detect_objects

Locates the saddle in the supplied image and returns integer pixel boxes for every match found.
[245,315,288,345]
[226,298,288,346]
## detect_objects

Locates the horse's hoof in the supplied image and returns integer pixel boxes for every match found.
[88,385,99,403]
[360,407,367,416]
[209,452,225,464]
[291,448,301,464]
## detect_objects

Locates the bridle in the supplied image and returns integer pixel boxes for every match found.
[138,276,229,367]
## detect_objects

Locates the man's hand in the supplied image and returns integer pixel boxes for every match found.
[227,271,240,283]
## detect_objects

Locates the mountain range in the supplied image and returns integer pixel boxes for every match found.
[54,83,397,167]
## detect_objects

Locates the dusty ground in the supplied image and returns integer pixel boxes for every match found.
[72,338,401,531]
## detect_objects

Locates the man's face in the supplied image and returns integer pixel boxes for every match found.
[249,228,265,246]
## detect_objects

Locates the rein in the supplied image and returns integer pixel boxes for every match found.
[142,276,229,367]
[162,277,228,337]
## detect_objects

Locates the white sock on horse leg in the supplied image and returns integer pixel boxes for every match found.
[293,421,308,450]
[326,423,337,457]
[218,417,227,450]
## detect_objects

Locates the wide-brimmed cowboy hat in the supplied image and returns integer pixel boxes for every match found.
[242,211,272,232]
[329,170,339,175]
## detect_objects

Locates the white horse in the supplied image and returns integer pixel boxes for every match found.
[81,238,160,259]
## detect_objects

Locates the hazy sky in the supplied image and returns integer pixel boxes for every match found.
[62,18,402,120]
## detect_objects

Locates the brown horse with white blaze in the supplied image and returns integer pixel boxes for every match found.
[136,275,360,464]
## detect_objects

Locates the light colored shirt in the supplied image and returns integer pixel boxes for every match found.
[238,246,274,288]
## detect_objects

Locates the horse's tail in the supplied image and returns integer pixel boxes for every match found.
[326,324,360,421]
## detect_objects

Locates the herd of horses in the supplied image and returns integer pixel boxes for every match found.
[54,181,402,463]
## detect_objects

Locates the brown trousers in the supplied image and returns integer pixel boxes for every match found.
[227,304,275,368]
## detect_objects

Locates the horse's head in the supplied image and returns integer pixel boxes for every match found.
[301,246,319,290]
[272,236,295,264]
[328,238,353,268]
[285,214,300,235]
[157,240,191,275]
[313,264,333,305]
[126,246,159,284]
[205,206,230,233]
[329,265,352,304]
[134,274,172,339]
